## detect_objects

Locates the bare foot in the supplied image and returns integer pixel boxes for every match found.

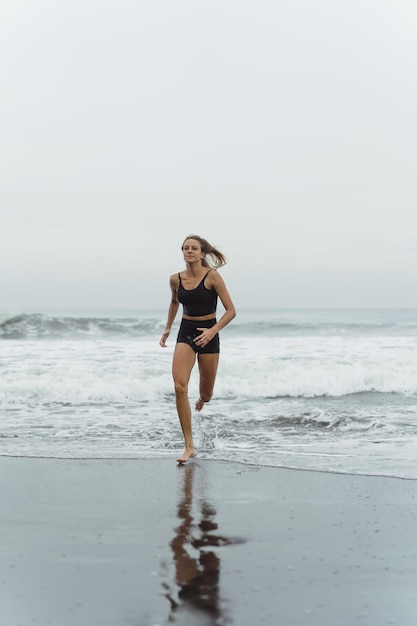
[195,397,205,412]
[177,446,197,464]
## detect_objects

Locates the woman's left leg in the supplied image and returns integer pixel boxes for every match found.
[195,353,219,412]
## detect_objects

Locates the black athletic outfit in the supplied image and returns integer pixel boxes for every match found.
[176,270,220,354]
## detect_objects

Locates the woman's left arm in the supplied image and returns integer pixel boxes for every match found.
[194,272,236,347]
[211,271,236,332]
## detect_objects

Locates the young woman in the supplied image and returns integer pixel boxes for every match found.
[159,235,236,463]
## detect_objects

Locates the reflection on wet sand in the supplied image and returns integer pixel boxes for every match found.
[164,463,244,624]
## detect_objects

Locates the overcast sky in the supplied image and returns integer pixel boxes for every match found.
[1,0,416,311]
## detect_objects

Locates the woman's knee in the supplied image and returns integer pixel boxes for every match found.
[174,378,188,397]
[200,389,213,403]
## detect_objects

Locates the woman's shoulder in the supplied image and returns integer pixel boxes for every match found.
[169,272,181,288]
[205,268,223,287]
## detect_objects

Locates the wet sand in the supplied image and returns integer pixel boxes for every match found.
[1,456,417,625]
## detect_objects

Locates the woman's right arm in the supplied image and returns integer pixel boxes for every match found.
[159,275,180,347]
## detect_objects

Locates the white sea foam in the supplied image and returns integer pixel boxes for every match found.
[219,335,417,397]
[1,335,417,406]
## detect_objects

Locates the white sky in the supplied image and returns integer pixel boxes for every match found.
[1,0,417,311]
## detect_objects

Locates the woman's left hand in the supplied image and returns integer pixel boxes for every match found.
[194,328,215,348]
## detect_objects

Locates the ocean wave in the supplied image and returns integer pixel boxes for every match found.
[229,320,417,339]
[1,369,416,410]
[1,346,417,403]
[266,411,386,432]
[0,313,165,339]
[2,309,417,340]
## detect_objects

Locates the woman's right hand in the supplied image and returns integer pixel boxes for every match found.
[159,331,170,347]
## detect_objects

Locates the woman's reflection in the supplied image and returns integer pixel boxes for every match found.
[165,463,237,624]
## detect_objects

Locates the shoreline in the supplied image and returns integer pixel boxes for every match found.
[2,452,416,482]
[1,457,417,625]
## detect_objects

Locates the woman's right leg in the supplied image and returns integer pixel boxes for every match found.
[172,342,197,463]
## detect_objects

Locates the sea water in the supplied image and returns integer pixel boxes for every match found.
[1,308,417,478]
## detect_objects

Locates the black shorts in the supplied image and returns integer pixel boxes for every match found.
[176,318,220,354]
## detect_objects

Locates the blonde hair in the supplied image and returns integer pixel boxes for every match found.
[182,234,227,269]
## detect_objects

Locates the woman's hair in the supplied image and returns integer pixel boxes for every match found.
[182,234,227,268]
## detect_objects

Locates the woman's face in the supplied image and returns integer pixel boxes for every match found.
[182,239,203,263]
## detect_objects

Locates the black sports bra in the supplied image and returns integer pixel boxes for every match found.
[177,270,218,316]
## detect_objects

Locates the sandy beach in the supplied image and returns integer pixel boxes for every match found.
[1,456,417,626]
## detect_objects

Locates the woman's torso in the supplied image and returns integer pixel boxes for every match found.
[177,270,218,318]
